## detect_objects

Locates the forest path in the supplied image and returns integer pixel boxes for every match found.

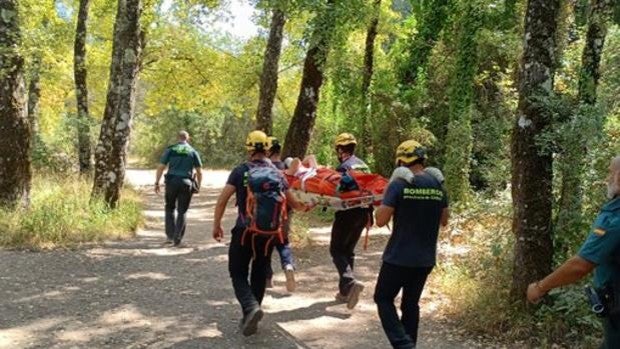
[0,169,507,349]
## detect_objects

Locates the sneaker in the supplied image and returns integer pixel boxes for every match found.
[266,278,274,289]
[347,282,364,309]
[284,264,296,292]
[173,240,185,248]
[335,292,348,304]
[161,239,173,246]
[240,307,264,337]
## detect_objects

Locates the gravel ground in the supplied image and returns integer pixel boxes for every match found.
[0,169,519,349]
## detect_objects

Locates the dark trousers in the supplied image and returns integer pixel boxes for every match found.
[164,176,193,243]
[374,262,433,349]
[330,207,370,295]
[266,239,294,280]
[601,315,620,349]
[229,227,275,316]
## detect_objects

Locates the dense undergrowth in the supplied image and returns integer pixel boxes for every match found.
[0,175,143,250]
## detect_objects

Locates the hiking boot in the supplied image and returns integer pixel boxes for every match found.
[240,307,264,337]
[266,278,274,289]
[284,264,296,292]
[173,240,185,248]
[347,282,364,309]
[335,292,348,304]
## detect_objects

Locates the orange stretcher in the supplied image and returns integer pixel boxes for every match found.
[285,168,388,211]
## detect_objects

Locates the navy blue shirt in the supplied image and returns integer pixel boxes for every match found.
[381,172,448,267]
[337,155,370,173]
[160,142,202,178]
[226,159,288,229]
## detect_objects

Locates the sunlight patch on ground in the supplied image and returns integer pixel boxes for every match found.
[125,272,171,281]
[195,322,223,338]
[15,286,81,304]
[0,318,67,349]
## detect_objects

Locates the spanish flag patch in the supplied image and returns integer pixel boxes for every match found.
[594,228,606,236]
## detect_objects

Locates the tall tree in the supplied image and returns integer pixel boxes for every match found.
[443,1,483,203]
[282,0,337,158]
[0,0,32,208]
[510,0,561,301]
[255,7,286,135]
[556,0,613,243]
[74,0,93,174]
[27,55,41,138]
[92,0,143,208]
[399,0,451,87]
[360,0,381,154]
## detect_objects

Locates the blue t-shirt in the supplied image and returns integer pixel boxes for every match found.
[381,172,448,267]
[578,197,620,289]
[337,155,370,173]
[160,143,202,179]
[226,159,288,229]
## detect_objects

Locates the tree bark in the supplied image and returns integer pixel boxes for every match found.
[255,8,286,135]
[510,0,561,302]
[27,56,41,139]
[282,0,336,158]
[360,0,381,154]
[0,0,31,209]
[92,0,143,208]
[556,0,612,245]
[443,2,482,203]
[399,0,451,86]
[75,0,93,174]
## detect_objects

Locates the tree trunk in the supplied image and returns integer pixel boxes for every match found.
[0,0,31,209]
[255,8,286,135]
[282,1,336,158]
[443,2,482,203]
[360,0,381,156]
[510,0,561,302]
[399,0,451,86]
[27,56,41,139]
[75,0,93,174]
[92,0,143,208]
[556,0,612,245]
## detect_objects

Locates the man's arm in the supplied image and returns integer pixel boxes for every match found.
[155,164,166,194]
[440,208,450,227]
[527,256,595,303]
[213,184,236,242]
[375,205,395,227]
[195,167,203,188]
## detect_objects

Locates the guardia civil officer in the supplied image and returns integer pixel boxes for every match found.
[527,156,620,348]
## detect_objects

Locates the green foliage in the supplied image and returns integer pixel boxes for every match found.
[0,175,143,249]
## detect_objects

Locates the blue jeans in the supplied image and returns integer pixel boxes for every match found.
[266,240,294,280]
[374,262,433,349]
[228,227,274,316]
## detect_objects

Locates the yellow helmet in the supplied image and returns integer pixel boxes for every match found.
[246,130,268,152]
[267,136,280,151]
[395,140,426,164]
[334,133,357,147]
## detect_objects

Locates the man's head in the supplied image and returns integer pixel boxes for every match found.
[267,136,281,158]
[245,130,269,158]
[177,131,190,142]
[334,133,357,161]
[607,156,620,199]
[395,140,427,168]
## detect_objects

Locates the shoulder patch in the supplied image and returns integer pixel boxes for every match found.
[594,228,606,236]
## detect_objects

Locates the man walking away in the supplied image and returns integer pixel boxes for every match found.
[331,133,371,309]
[155,131,203,247]
[265,136,296,292]
[527,156,620,348]
[374,140,449,349]
[212,131,311,337]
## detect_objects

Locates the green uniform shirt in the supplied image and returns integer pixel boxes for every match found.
[578,197,620,289]
[160,142,202,179]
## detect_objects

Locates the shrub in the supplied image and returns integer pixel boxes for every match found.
[0,175,143,250]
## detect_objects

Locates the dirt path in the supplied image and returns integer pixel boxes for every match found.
[0,169,504,349]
